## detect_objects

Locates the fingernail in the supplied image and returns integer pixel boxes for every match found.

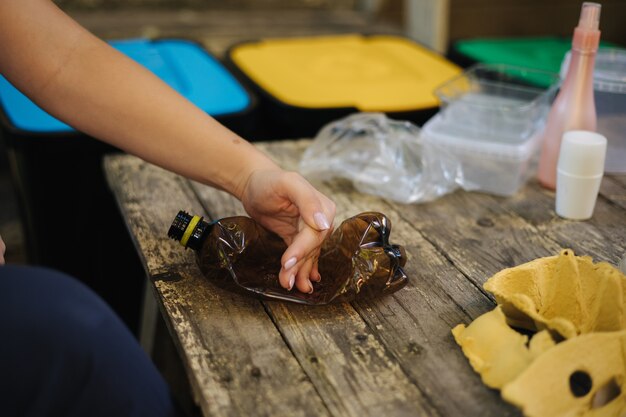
[288,274,295,291]
[311,273,321,282]
[307,281,314,294]
[314,212,330,230]
[284,257,297,270]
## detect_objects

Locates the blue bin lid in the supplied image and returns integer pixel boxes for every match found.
[0,38,251,133]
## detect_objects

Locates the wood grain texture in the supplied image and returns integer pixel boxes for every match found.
[602,175,626,211]
[104,156,202,275]
[251,140,519,416]
[191,177,440,417]
[104,155,330,417]
[104,142,623,417]
[154,267,330,417]
[503,180,626,265]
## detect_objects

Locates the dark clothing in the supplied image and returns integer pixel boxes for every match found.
[0,265,181,417]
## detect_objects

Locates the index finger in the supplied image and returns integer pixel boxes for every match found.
[278,223,331,287]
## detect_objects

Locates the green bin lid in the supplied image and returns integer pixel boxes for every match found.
[454,37,619,86]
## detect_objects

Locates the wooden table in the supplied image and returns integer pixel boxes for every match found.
[104,140,626,417]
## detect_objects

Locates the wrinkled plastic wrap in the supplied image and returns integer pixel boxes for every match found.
[196,212,408,304]
[299,113,460,203]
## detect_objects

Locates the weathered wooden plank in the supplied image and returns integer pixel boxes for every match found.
[325,185,519,417]
[154,266,330,417]
[267,302,440,417]
[377,187,564,288]
[249,140,520,416]
[502,179,626,265]
[103,156,204,275]
[611,174,626,188]
[261,139,621,416]
[191,179,441,417]
[600,175,626,210]
[104,145,622,417]
[103,154,331,417]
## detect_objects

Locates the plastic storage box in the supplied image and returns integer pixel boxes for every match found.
[434,64,560,143]
[422,115,543,196]
[422,64,560,196]
[0,38,255,330]
[227,34,461,139]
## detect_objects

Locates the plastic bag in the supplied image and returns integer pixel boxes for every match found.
[299,113,460,203]
[194,212,408,305]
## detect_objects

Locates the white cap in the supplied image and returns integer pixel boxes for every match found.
[556,130,607,220]
[557,130,607,177]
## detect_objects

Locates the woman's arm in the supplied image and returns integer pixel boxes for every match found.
[0,0,270,195]
[0,0,335,292]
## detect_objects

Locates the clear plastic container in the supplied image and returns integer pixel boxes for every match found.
[434,64,560,144]
[561,48,626,173]
[421,114,543,196]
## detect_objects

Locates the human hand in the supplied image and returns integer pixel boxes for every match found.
[0,234,5,265]
[240,169,335,294]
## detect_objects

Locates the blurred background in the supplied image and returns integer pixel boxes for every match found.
[2,0,626,265]
[57,0,626,54]
[0,1,624,415]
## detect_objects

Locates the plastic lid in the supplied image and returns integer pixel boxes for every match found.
[0,39,251,133]
[421,114,541,161]
[557,130,607,177]
[229,34,461,111]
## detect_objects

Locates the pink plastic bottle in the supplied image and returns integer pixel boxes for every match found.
[538,2,601,189]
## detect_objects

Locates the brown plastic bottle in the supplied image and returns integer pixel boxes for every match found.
[168,211,408,304]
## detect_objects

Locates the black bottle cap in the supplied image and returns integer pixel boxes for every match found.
[168,210,211,251]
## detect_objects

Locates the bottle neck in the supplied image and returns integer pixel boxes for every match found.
[562,3,600,96]
[572,26,600,54]
[557,5,600,98]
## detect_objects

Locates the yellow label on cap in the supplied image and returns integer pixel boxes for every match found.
[180,215,201,247]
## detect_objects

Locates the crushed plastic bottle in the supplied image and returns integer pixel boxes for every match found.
[168,210,408,304]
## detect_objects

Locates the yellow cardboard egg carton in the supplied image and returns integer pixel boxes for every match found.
[453,250,626,417]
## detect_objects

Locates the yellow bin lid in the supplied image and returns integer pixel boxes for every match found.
[229,34,461,112]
